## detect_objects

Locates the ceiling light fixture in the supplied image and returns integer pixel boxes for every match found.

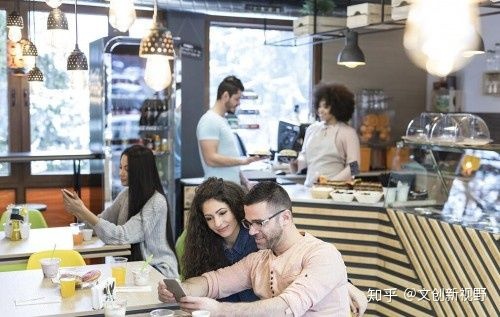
[66,0,88,90]
[139,0,175,91]
[404,0,478,77]
[47,7,69,49]
[23,0,38,70]
[27,0,44,87]
[463,29,485,58]
[45,0,62,9]
[6,4,24,43]
[109,0,136,33]
[337,31,366,68]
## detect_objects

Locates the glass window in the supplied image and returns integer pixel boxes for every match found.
[209,26,311,152]
[29,12,107,175]
[0,10,8,176]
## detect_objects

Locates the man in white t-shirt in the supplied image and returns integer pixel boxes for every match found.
[196,76,262,185]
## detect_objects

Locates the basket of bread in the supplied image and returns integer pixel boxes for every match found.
[52,269,101,289]
[277,149,298,163]
[316,175,383,203]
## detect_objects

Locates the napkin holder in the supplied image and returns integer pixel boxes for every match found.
[4,214,28,241]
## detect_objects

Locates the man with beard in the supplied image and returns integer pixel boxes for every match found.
[196,75,262,185]
[158,181,351,316]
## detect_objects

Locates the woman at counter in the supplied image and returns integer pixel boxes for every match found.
[61,145,178,278]
[178,177,367,315]
[291,83,360,187]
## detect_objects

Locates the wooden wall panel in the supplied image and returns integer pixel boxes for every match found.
[25,187,103,227]
[0,190,16,211]
[389,210,500,317]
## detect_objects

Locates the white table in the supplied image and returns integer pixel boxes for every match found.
[0,261,177,316]
[0,227,130,264]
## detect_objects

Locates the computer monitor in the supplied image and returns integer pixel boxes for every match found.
[277,121,300,152]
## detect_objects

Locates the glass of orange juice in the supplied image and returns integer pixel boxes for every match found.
[60,276,76,298]
[69,223,85,245]
[111,257,128,286]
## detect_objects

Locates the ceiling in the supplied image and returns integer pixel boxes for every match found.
[81,0,384,19]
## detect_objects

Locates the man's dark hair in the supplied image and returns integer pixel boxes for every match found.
[313,83,355,123]
[216,75,244,100]
[244,181,292,214]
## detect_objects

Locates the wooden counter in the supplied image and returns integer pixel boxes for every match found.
[289,189,499,317]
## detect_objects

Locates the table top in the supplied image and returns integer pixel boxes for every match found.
[0,261,176,316]
[0,150,104,163]
[0,227,130,264]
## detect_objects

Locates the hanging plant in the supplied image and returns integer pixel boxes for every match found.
[301,0,336,16]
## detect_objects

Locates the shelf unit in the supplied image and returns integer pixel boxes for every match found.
[265,1,500,47]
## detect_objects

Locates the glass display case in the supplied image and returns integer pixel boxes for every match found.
[395,140,499,233]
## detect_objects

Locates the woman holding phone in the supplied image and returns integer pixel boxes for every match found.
[62,145,178,278]
[175,177,367,315]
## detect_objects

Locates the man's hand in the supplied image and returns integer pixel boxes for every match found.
[178,296,220,314]
[348,283,368,317]
[157,280,177,303]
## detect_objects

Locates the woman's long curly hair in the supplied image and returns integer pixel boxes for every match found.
[182,177,246,279]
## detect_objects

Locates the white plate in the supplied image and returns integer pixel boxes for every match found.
[51,269,98,289]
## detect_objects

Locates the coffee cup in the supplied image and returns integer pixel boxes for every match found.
[82,228,93,241]
[40,257,61,278]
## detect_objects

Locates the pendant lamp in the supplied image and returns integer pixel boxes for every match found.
[47,7,69,49]
[109,0,136,32]
[139,0,175,91]
[45,0,62,8]
[463,29,485,58]
[22,1,38,70]
[27,0,44,87]
[337,31,365,68]
[67,0,88,90]
[6,10,24,42]
[404,0,478,77]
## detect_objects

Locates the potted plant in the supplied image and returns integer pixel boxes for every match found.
[293,0,346,36]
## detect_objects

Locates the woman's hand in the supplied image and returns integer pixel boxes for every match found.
[61,189,98,225]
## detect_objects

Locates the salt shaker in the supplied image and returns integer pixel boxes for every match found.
[91,284,104,310]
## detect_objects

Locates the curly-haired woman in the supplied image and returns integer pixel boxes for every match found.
[182,177,258,302]
[291,83,361,186]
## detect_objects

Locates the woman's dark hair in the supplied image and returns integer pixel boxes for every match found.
[183,177,246,279]
[121,145,175,260]
[216,75,244,100]
[313,83,355,123]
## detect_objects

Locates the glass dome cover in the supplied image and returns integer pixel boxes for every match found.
[430,114,459,144]
[456,114,491,145]
[405,112,443,142]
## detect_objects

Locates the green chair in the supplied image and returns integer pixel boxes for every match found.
[27,250,86,269]
[0,209,48,231]
[0,263,27,272]
[175,230,187,280]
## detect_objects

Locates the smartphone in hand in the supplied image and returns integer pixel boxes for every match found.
[62,188,76,199]
[163,278,187,301]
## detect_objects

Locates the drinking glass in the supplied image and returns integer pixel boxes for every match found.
[104,299,127,317]
[110,257,128,286]
[69,223,85,245]
[60,276,76,298]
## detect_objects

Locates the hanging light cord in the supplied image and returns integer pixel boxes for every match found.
[153,0,157,23]
[32,0,35,41]
[75,0,79,46]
